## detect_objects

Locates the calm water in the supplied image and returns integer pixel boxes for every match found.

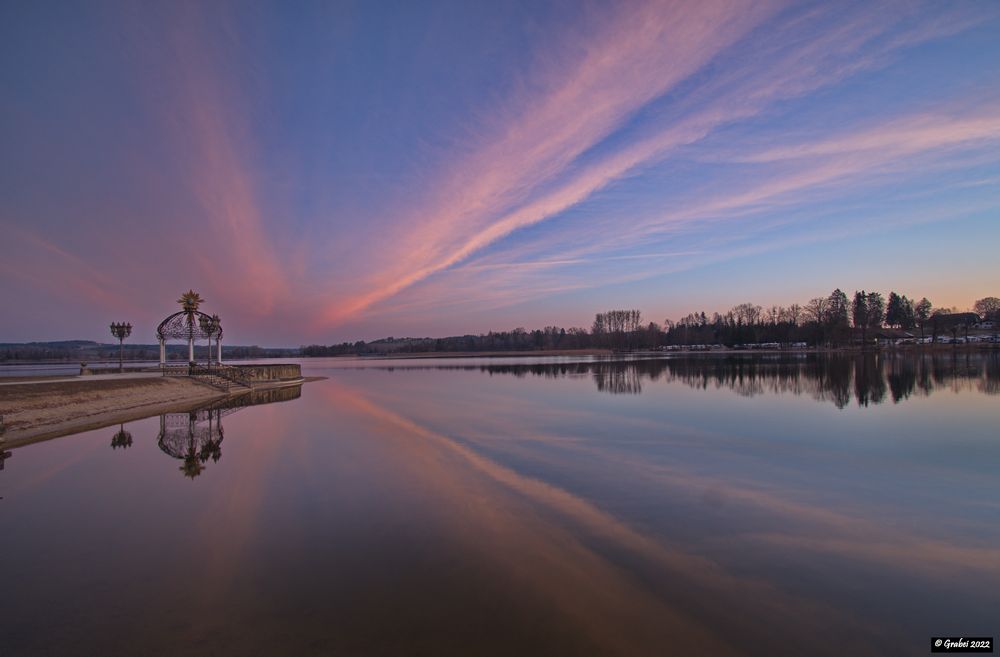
[2,353,997,656]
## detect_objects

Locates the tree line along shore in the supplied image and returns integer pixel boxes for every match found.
[2,292,998,363]
[303,291,999,355]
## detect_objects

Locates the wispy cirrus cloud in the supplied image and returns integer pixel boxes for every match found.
[740,112,1000,163]
[318,0,788,326]
[319,0,999,331]
[364,103,1000,325]
[2,1,998,342]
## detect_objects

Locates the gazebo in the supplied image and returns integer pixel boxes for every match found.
[156,290,223,366]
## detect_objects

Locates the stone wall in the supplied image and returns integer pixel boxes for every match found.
[229,363,302,382]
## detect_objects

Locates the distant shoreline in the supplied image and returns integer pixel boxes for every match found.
[1,342,996,368]
[348,348,614,359]
[334,343,997,359]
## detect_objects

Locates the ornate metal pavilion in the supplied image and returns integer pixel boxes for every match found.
[156,290,223,366]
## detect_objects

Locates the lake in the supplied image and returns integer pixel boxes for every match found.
[2,352,997,656]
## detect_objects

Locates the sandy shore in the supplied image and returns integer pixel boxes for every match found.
[0,377,230,448]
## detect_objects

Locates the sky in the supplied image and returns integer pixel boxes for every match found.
[1,0,999,346]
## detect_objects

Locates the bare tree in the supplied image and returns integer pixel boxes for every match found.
[974,297,1000,321]
[804,297,828,325]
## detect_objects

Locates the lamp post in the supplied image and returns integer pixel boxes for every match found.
[198,315,210,366]
[212,314,222,364]
[210,314,221,365]
[109,322,132,373]
[198,314,221,367]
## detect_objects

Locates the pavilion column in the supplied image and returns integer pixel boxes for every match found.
[159,338,166,366]
[188,336,194,363]
[217,337,223,364]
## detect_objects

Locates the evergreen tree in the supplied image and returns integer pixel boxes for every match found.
[899,295,915,329]
[852,291,869,345]
[886,292,902,328]
[827,289,850,327]
[866,292,885,331]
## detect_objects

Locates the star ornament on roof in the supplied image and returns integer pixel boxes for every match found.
[178,290,205,312]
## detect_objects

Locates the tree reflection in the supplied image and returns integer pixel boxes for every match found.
[593,363,644,394]
[433,352,1000,408]
[886,355,917,403]
[853,354,887,407]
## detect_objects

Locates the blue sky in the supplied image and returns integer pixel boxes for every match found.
[1,0,998,344]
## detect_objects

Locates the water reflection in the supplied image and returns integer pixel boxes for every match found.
[139,385,302,477]
[110,424,132,450]
[406,351,1000,405]
[158,408,224,478]
[2,360,997,657]
[313,369,1000,656]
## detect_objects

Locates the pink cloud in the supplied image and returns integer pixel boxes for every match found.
[356,105,1000,324]
[315,2,997,330]
[317,0,787,327]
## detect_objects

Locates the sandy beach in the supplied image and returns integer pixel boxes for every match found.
[0,377,230,448]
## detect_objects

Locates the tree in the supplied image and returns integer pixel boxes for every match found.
[885,292,903,328]
[802,297,829,345]
[594,309,642,349]
[974,297,1000,321]
[866,292,885,332]
[732,303,762,326]
[645,322,661,348]
[898,295,915,330]
[767,305,780,325]
[915,298,932,340]
[592,314,607,347]
[804,297,827,324]
[827,289,850,329]
[785,303,802,326]
[852,291,869,346]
